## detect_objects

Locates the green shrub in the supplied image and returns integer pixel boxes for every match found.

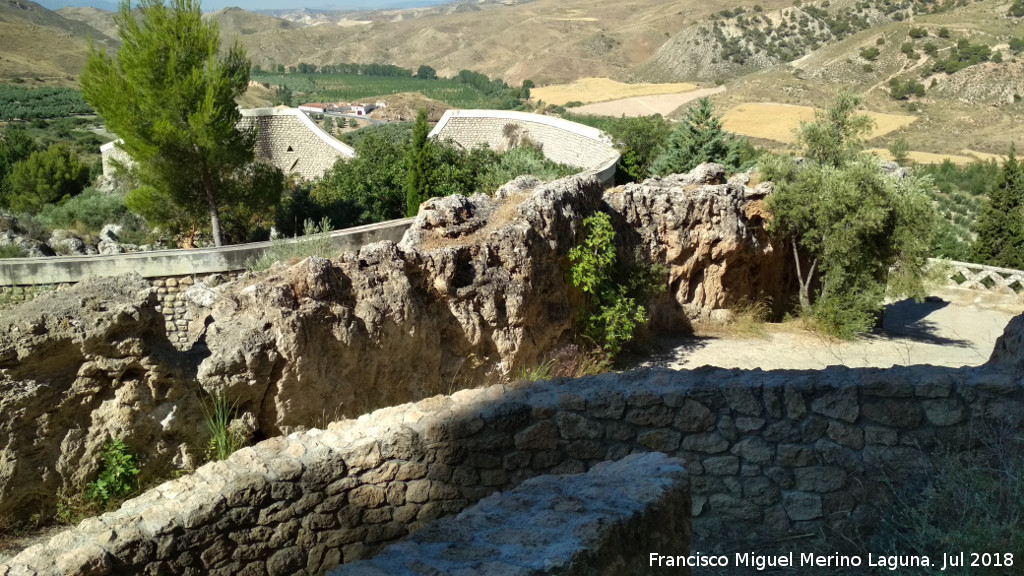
[198,391,244,462]
[35,188,147,241]
[860,46,881,60]
[0,244,26,259]
[568,212,659,357]
[85,438,139,503]
[870,435,1024,575]
[4,144,90,213]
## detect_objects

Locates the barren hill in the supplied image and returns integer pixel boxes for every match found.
[0,0,115,83]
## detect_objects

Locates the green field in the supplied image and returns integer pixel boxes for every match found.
[0,85,93,121]
[252,73,523,109]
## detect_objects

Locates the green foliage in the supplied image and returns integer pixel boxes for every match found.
[908,26,927,38]
[474,146,577,193]
[1011,37,1024,53]
[929,38,991,75]
[970,148,1024,269]
[888,137,910,166]
[568,212,659,357]
[0,85,93,121]
[252,68,528,110]
[561,113,672,183]
[416,64,437,80]
[405,109,432,217]
[35,187,146,239]
[0,125,38,200]
[4,144,90,213]
[888,78,925,100]
[860,46,881,60]
[1010,0,1024,17]
[0,244,26,259]
[81,0,281,247]
[85,438,139,503]
[650,97,750,176]
[322,116,334,134]
[938,27,951,38]
[247,217,335,272]
[796,91,874,168]
[197,391,244,461]
[765,93,936,339]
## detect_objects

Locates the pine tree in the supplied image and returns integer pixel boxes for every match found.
[405,109,432,217]
[650,97,744,176]
[81,0,279,246]
[970,146,1024,269]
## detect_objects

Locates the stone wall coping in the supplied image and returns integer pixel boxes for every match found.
[429,109,615,148]
[0,218,413,285]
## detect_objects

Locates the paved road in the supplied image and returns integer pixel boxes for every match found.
[644,289,1023,371]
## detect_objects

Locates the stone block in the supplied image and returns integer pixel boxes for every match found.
[782,492,822,521]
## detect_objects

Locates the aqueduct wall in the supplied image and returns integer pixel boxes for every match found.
[6,332,1024,575]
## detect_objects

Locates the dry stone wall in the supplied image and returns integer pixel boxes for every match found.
[5,330,1023,575]
[329,453,691,576]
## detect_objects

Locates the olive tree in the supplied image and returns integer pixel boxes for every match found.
[764,93,936,338]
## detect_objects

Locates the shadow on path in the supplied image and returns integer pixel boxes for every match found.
[869,298,971,347]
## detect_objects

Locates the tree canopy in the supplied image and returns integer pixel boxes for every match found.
[764,92,936,338]
[650,97,751,177]
[80,0,280,246]
[970,147,1024,269]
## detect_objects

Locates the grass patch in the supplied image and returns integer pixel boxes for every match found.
[198,391,244,462]
[246,217,335,272]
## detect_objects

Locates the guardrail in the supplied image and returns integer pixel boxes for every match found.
[930,258,1024,295]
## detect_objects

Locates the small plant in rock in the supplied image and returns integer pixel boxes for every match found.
[85,438,139,504]
[198,391,244,462]
[568,212,657,358]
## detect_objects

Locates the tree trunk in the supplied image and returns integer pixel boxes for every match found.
[202,170,223,247]
[792,240,816,312]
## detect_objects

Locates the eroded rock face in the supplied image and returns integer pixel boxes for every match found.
[987,313,1024,372]
[192,175,602,436]
[0,166,794,521]
[603,163,791,329]
[0,276,200,520]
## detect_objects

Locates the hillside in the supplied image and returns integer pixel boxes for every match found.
[0,0,115,84]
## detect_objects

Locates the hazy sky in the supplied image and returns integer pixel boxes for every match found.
[38,0,447,10]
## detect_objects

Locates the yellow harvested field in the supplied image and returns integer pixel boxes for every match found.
[532,77,698,106]
[867,148,1007,165]
[571,87,726,118]
[721,103,917,144]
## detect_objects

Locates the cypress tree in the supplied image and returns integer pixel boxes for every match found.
[971,146,1024,269]
[405,109,431,217]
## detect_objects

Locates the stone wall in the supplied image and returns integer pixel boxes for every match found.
[6,337,1023,575]
[429,110,620,184]
[239,108,355,181]
[100,108,355,181]
[329,453,691,576]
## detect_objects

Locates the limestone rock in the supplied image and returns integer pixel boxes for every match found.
[192,175,603,436]
[603,162,792,327]
[0,275,197,520]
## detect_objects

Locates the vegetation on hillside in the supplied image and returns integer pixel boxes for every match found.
[970,148,1024,269]
[0,86,93,121]
[252,67,531,110]
[650,97,756,176]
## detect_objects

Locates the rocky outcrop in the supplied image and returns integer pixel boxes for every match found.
[0,276,199,520]
[191,175,601,436]
[986,312,1024,372]
[0,214,146,257]
[0,165,792,522]
[603,163,790,328]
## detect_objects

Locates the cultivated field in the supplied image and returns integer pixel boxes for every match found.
[865,148,1007,165]
[571,86,726,117]
[721,102,917,144]
[531,77,698,106]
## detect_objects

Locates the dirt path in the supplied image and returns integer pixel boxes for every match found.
[643,290,1023,371]
[571,86,726,117]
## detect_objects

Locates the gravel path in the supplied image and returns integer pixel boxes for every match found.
[645,289,1023,371]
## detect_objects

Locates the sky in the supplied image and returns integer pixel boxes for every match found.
[37,0,448,10]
